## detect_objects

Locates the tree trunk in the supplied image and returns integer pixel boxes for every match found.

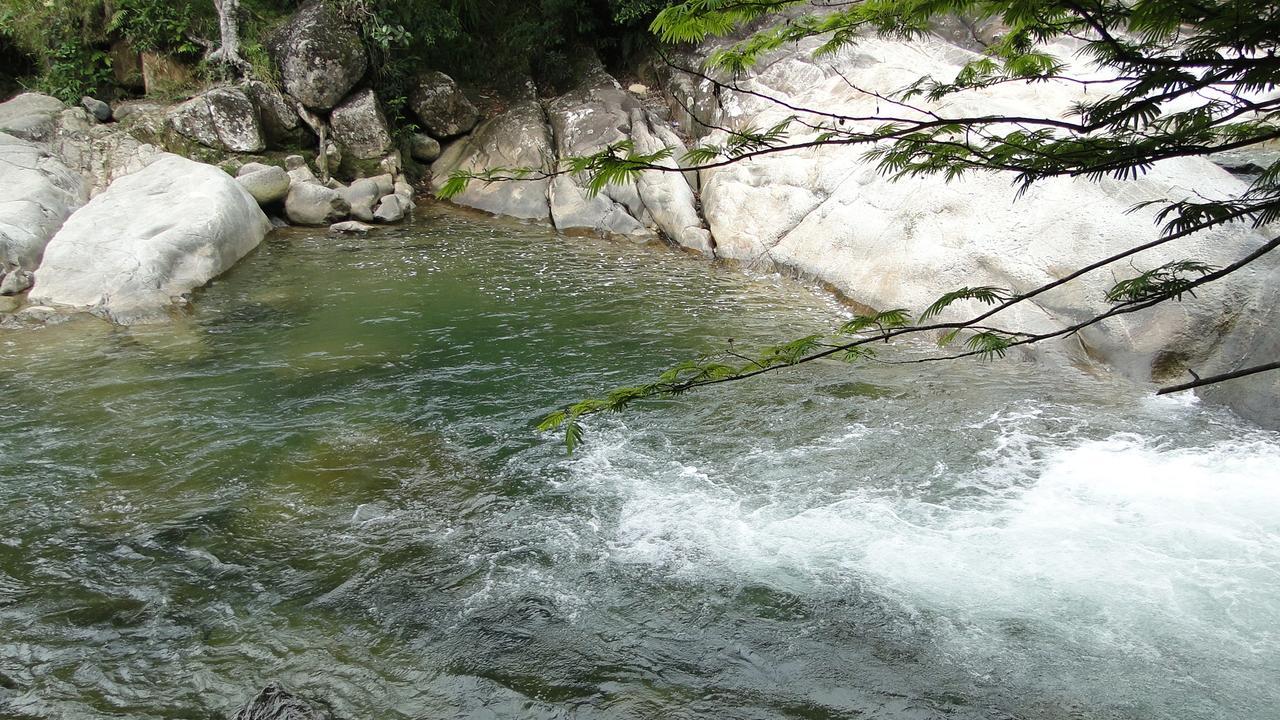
[209,0,248,73]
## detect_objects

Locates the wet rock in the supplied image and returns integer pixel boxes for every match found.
[231,683,332,720]
[237,166,291,205]
[409,132,441,163]
[330,220,373,234]
[330,88,392,161]
[372,194,406,223]
[410,71,479,139]
[30,154,270,324]
[0,269,33,295]
[272,1,368,111]
[285,182,350,226]
[80,96,112,123]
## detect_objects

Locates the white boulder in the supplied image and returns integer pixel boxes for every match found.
[30,154,271,323]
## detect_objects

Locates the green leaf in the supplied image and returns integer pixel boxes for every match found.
[919,287,1012,322]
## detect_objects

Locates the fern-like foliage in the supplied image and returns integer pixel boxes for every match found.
[1106,260,1216,303]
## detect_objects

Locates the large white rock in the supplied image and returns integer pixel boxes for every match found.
[679,33,1279,421]
[30,155,271,323]
[0,132,88,270]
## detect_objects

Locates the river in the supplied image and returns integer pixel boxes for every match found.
[1,203,1277,719]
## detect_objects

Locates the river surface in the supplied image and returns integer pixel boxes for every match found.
[1,204,1277,720]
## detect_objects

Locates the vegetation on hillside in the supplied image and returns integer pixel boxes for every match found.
[0,0,675,103]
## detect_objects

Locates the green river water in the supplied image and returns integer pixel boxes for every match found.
[1,203,1277,719]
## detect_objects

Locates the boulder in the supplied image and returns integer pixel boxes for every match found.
[237,162,275,177]
[112,100,166,124]
[545,65,653,239]
[329,88,392,161]
[409,132,441,163]
[0,132,88,270]
[0,93,66,143]
[285,182,350,226]
[410,71,479,139]
[541,61,709,245]
[168,87,265,153]
[430,88,553,220]
[284,155,319,185]
[0,269,33,295]
[231,684,332,720]
[237,166,291,205]
[80,96,112,123]
[675,31,1279,420]
[167,96,221,149]
[272,1,368,111]
[372,194,407,224]
[340,178,382,221]
[205,87,266,152]
[30,154,270,323]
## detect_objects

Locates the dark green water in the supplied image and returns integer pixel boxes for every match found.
[1,204,1277,719]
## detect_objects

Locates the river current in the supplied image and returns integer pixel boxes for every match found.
[1,204,1277,719]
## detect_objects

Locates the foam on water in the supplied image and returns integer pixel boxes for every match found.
[565,408,1280,716]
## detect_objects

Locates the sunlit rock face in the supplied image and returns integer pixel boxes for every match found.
[31,154,270,324]
[0,131,87,270]
[666,33,1277,424]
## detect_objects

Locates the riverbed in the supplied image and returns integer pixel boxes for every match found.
[1,204,1277,719]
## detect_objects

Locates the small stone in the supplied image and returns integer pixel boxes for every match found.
[80,96,112,122]
[284,155,308,171]
[330,221,373,234]
[628,83,649,95]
